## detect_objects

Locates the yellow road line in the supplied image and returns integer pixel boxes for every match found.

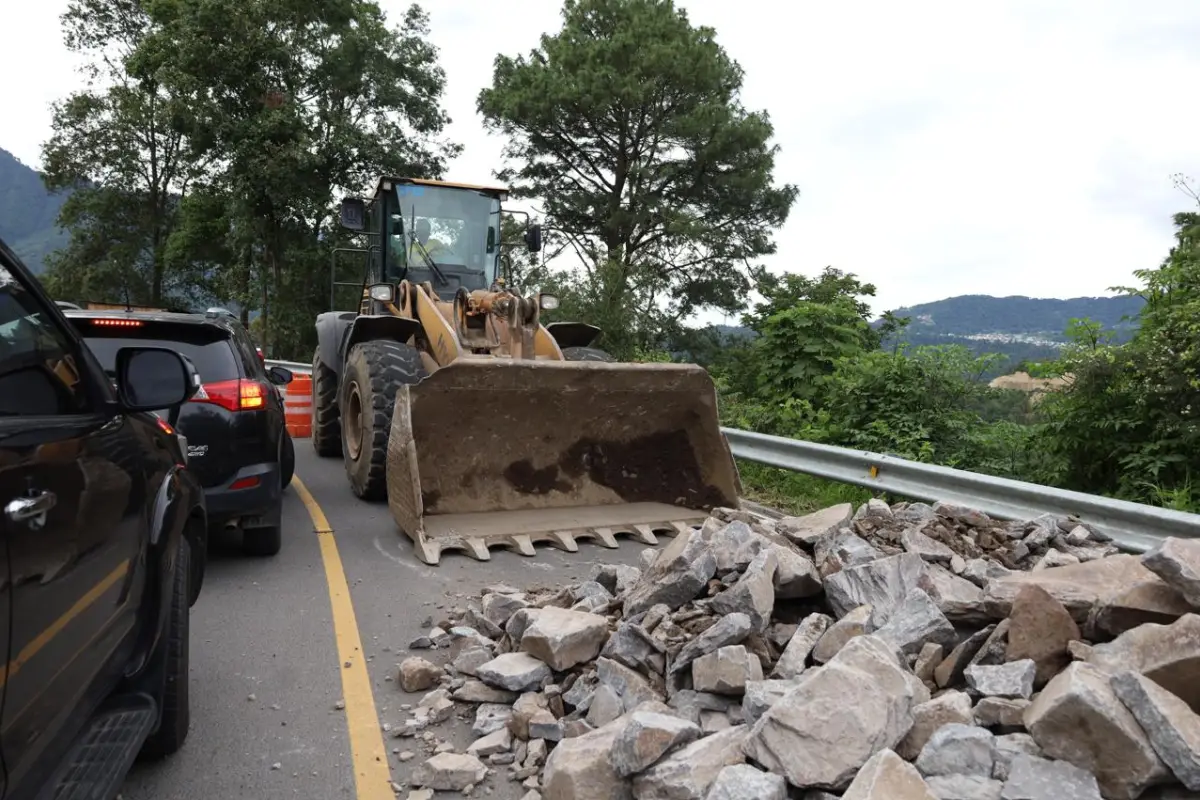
[293,476,394,800]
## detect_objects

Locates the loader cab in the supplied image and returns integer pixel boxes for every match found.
[338,177,542,304]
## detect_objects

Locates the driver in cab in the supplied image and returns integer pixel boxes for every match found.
[409,218,451,261]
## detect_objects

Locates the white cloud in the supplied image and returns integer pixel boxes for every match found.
[4,0,1200,319]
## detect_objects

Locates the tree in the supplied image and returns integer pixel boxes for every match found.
[747,267,877,329]
[40,0,205,306]
[129,0,459,355]
[477,0,797,357]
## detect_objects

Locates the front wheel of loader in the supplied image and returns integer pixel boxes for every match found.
[340,340,427,500]
[560,346,615,362]
[312,346,342,458]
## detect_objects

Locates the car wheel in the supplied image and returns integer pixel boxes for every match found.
[140,538,191,760]
[242,524,282,557]
[280,431,295,490]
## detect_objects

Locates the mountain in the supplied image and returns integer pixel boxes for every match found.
[884,294,1145,374]
[0,147,69,274]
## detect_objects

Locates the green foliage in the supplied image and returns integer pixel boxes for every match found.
[477,0,797,358]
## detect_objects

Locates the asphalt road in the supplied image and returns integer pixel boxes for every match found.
[120,442,649,800]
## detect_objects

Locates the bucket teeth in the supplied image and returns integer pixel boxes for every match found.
[410,517,701,566]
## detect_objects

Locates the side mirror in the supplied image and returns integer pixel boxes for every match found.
[340,197,366,231]
[267,365,294,385]
[115,346,198,412]
[524,224,542,254]
[486,227,496,254]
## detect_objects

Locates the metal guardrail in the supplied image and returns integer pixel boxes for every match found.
[722,428,1198,554]
[267,359,1196,553]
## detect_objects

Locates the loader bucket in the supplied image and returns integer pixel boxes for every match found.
[385,358,741,564]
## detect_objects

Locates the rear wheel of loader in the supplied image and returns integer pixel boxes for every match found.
[340,340,427,500]
[560,346,615,362]
[312,346,342,457]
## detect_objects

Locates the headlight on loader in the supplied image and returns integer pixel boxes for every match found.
[539,293,559,311]
[369,283,395,303]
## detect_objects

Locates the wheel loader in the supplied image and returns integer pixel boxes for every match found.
[311,176,741,564]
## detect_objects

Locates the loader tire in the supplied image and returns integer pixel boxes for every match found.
[561,346,615,362]
[340,340,427,500]
[312,346,342,458]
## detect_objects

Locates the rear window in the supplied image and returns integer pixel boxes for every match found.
[74,319,241,382]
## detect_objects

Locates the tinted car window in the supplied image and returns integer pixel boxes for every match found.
[0,266,91,416]
[76,320,241,383]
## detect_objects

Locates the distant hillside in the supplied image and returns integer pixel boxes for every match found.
[0,147,69,274]
[883,294,1145,375]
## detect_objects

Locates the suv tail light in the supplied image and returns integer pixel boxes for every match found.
[190,379,266,412]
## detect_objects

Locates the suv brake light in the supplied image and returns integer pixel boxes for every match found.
[191,379,266,412]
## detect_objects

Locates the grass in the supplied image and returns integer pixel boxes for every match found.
[735,460,874,516]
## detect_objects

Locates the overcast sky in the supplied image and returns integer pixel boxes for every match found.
[3,1,1200,319]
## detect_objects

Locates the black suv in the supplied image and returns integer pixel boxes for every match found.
[65,308,296,557]
[0,237,206,798]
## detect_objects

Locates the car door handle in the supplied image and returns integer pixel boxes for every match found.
[5,491,57,529]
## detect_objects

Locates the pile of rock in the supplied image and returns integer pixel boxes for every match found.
[391,500,1200,800]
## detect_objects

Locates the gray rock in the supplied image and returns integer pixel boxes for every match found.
[965,660,1036,700]
[603,622,667,675]
[542,701,672,800]
[1142,537,1200,610]
[903,527,957,564]
[632,725,749,800]
[773,613,831,679]
[528,708,563,741]
[597,656,663,711]
[608,710,701,777]
[874,587,957,655]
[482,591,528,627]
[704,764,787,800]
[586,683,624,727]
[915,723,996,778]
[467,727,513,757]
[992,733,1041,781]
[773,546,824,599]
[744,636,918,790]
[521,607,610,671]
[589,563,643,596]
[710,549,777,633]
[1109,670,1200,790]
[923,564,989,625]
[914,642,943,684]
[963,558,1013,589]
[842,749,938,800]
[999,754,1102,800]
[1025,662,1169,800]
[412,752,488,791]
[813,604,875,664]
[670,614,752,675]
[506,607,541,642]
[935,502,992,528]
[898,690,975,761]
[563,672,597,711]
[692,645,762,696]
[741,679,797,726]
[623,529,718,616]
[453,647,494,677]
[823,552,929,622]
[472,703,513,737]
[708,521,767,572]
[924,774,1003,800]
[476,652,553,692]
[974,697,1030,729]
[453,679,518,704]
[1086,613,1200,712]
[814,528,884,576]
[776,503,853,546]
[935,625,997,688]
